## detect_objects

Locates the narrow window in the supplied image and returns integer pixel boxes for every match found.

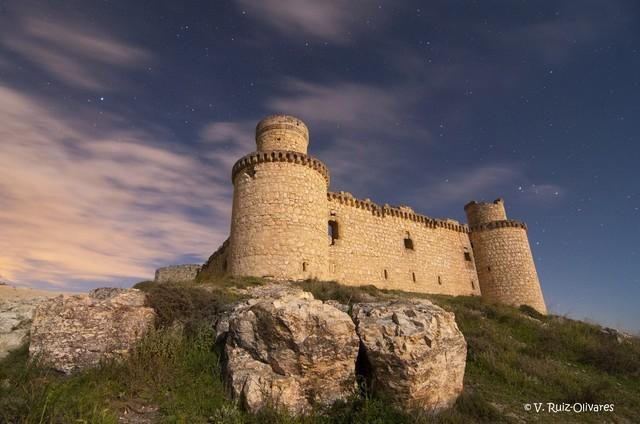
[302,262,308,272]
[223,259,228,271]
[403,232,414,250]
[487,266,491,272]
[471,280,475,290]
[438,275,442,285]
[464,251,472,262]
[384,269,388,280]
[412,272,416,283]
[328,220,339,245]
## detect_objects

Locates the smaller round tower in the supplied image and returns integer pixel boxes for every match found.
[465,199,547,314]
[255,114,309,153]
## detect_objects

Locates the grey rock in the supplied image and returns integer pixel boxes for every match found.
[0,296,49,359]
[224,285,359,414]
[89,287,128,301]
[324,299,350,313]
[29,288,155,373]
[352,299,467,413]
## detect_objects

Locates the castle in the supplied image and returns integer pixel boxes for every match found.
[186,114,547,314]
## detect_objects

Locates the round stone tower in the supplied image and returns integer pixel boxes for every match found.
[464,199,547,314]
[227,114,329,280]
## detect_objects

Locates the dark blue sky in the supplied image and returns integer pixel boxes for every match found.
[0,0,638,333]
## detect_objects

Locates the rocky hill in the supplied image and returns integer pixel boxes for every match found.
[0,277,638,423]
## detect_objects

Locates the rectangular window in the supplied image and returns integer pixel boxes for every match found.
[464,252,472,261]
[328,221,339,245]
[404,238,414,250]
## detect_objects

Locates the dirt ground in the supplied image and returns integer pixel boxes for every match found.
[0,285,81,300]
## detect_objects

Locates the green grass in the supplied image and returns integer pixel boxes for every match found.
[1,277,638,423]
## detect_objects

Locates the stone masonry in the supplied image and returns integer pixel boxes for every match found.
[200,114,547,313]
[154,264,201,283]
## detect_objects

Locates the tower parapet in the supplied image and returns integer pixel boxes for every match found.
[465,199,547,314]
[464,198,507,227]
[256,114,309,154]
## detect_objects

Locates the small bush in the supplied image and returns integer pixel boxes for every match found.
[196,272,264,289]
[295,279,385,304]
[518,304,545,320]
[132,280,155,291]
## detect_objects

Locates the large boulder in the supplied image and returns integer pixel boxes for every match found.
[224,285,359,414]
[0,296,48,359]
[352,299,467,413]
[29,288,156,373]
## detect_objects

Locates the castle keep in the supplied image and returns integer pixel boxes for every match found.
[200,115,547,314]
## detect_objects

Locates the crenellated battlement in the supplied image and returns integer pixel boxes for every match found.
[231,150,330,186]
[328,191,470,233]
[469,219,528,232]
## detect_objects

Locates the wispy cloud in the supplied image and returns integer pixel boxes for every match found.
[406,165,566,212]
[1,17,151,90]
[413,166,521,207]
[495,1,628,64]
[519,183,565,202]
[0,86,231,289]
[235,0,380,43]
[200,120,256,174]
[0,12,235,290]
[268,79,419,134]
[266,78,430,193]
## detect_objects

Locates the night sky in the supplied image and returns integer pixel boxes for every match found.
[0,1,638,333]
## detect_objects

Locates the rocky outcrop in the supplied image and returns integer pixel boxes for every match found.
[29,288,155,373]
[0,296,48,359]
[352,299,467,413]
[223,285,360,414]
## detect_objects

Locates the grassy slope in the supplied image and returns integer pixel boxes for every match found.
[1,277,638,423]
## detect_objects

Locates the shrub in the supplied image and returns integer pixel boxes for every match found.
[295,279,385,304]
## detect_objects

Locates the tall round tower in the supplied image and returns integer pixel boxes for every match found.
[227,114,329,280]
[464,199,547,314]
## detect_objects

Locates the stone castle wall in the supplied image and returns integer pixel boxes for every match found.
[326,192,480,295]
[200,239,229,279]
[154,264,201,283]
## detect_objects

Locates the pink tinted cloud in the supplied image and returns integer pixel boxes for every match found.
[0,86,232,289]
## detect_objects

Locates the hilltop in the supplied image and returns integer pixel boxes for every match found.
[0,284,77,300]
[1,277,638,423]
